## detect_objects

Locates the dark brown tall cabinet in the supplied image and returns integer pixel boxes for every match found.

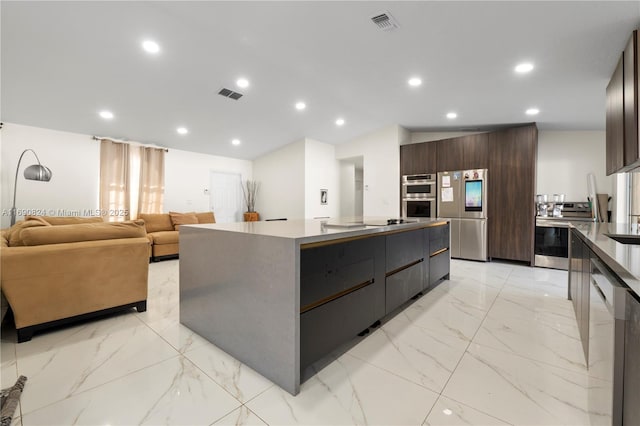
[435,133,489,171]
[488,125,537,263]
[606,29,640,174]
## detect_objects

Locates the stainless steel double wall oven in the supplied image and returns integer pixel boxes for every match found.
[402,174,436,219]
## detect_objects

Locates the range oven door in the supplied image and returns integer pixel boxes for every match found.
[403,198,436,219]
[534,222,569,270]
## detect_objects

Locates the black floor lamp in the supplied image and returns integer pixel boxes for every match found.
[10,149,53,226]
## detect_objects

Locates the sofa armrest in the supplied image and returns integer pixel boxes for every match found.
[1,237,150,329]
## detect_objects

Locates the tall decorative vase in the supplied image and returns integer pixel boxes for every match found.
[244,212,259,222]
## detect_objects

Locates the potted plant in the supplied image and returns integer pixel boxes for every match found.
[242,180,260,221]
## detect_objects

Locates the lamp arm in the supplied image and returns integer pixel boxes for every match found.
[10,149,40,226]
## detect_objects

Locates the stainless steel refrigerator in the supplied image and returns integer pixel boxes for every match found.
[437,169,488,261]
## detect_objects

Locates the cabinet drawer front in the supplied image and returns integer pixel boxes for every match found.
[429,224,450,254]
[300,282,379,371]
[301,258,375,309]
[385,261,424,314]
[301,238,381,308]
[386,229,424,272]
[429,250,450,287]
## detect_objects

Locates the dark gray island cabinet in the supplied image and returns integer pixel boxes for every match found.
[179,219,450,395]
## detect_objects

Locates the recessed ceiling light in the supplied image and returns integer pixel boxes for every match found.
[236,78,249,89]
[295,101,306,111]
[142,40,160,54]
[515,62,534,73]
[446,112,457,119]
[232,139,241,146]
[526,108,540,115]
[176,127,188,135]
[408,77,422,87]
[335,118,345,126]
[99,110,114,119]
[443,409,453,416]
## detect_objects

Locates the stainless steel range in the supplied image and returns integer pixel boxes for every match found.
[534,201,594,270]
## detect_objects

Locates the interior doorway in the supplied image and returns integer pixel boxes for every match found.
[339,156,364,218]
[209,171,242,223]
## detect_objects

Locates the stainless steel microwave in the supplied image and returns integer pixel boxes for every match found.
[402,174,436,199]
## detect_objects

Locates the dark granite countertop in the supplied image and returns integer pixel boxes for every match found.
[570,222,640,298]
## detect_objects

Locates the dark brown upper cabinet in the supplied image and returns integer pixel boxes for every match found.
[400,141,437,175]
[436,137,465,171]
[461,133,489,170]
[607,30,639,175]
[624,30,639,170]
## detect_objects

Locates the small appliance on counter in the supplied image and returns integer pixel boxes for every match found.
[534,201,593,270]
[536,193,566,218]
[437,169,488,261]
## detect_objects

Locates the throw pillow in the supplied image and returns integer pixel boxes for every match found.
[169,212,198,230]
[6,217,51,247]
[195,212,216,224]
[139,213,174,233]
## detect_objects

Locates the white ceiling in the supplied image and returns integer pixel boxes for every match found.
[2,1,639,160]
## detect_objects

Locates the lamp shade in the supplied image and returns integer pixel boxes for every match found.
[23,164,52,181]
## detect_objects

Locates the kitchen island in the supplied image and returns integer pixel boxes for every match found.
[179,218,450,395]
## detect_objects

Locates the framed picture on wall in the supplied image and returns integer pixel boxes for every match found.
[320,189,328,205]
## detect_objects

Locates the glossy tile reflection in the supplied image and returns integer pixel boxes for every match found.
[0,259,609,425]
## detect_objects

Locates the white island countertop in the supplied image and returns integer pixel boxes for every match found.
[184,217,449,246]
[571,222,640,298]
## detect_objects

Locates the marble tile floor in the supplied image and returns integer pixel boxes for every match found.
[0,259,609,425]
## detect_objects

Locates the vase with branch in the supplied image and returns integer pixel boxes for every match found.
[241,180,260,221]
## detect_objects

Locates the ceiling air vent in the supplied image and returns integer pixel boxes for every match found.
[218,88,243,100]
[370,11,399,31]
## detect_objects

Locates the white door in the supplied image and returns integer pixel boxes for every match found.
[209,171,242,223]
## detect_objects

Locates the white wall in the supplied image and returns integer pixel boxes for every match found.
[253,140,306,220]
[164,149,252,213]
[1,123,100,227]
[304,139,339,219]
[537,131,613,202]
[335,125,402,217]
[1,123,253,227]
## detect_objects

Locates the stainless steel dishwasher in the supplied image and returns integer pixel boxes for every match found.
[588,258,627,426]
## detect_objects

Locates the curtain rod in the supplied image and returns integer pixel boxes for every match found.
[92,136,169,152]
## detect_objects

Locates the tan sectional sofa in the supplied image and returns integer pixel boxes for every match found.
[139,212,215,261]
[1,217,150,342]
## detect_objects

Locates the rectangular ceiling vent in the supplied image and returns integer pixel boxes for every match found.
[218,88,243,100]
[370,11,399,31]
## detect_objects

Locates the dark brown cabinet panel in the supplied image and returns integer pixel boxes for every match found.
[488,124,537,263]
[606,55,625,175]
[436,137,465,172]
[400,142,437,175]
[624,30,639,170]
[462,133,489,170]
[607,29,640,175]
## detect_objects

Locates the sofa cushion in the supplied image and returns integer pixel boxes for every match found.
[26,216,103,225]
[21,220,147,246]
[139,213,174,233]
[7,217,52,247]
[195,212,216,224]
[169,212,198,230]
[150,231,179,245]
